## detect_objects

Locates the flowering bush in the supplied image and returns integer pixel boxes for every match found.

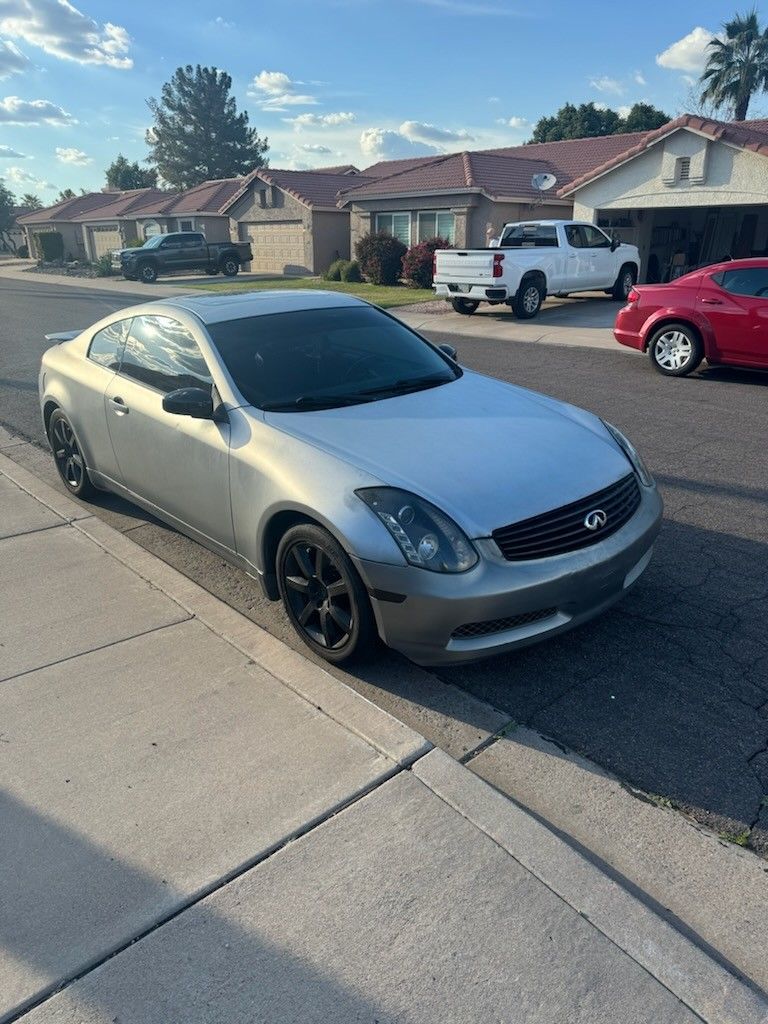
[355,230,406,286]
[340,259,361,282]
[402,236,451,289]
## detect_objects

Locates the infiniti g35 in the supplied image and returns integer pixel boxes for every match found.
[39,291,662,665]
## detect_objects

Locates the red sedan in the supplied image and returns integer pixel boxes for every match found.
[614,258,768,376]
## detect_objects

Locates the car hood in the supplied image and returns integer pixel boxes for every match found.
[265,371,633,537]
[117,247,145,258]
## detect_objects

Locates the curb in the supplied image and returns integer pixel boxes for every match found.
[2,441,766,1023]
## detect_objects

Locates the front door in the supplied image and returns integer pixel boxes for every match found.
[563,224,593,287]
[696,266,768,366]
[104,313,235,549]
[155,235,185,270]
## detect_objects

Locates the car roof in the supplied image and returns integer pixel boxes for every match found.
[154,289,367,324]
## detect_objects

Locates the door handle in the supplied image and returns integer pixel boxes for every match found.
[701,298,722,305]
[109,396,129,415]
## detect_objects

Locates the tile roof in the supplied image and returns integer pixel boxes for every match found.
[17,191,127,224]
[561,115,768,195]
[67,188,178,221]
[362,156,439,178]
[309,163,360,174]
[233,168,376,209]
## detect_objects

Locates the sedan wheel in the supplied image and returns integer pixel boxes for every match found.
[648,324,703,377]
[48,410,94,498]
[277,524,376,664]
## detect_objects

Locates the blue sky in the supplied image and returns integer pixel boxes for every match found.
[0,0,757,200]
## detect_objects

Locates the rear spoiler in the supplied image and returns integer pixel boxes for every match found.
[44,330,82,343]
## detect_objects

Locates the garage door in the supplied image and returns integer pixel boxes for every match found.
[241,221,306,274]
[90,225,121,259]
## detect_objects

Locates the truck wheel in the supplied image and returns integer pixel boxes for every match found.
[612,264,636,301]
[221,256,240,277]
[513,279,543,319]
[137,262,157,284]
[451,298,479,315]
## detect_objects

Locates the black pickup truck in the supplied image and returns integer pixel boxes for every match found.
[112,231,253,283]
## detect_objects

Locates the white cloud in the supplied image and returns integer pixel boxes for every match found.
[285,111,355,130]
[0,95,75,124]
[56,145,90,165]
[299,143,332,154]
[0,38,28,78]
[634,70,646,86]
[5,164,55,189]
[590,75,624,95]
[487,96,500,103]
[0,143,27,157]
[656,27,717,73]
[399,120,473,144]
[617,105,632,119]
[0,0,132,69]
[360,127,439,160]
[212,15,234,28]
[248,69,317,110]
[497,116,528,129]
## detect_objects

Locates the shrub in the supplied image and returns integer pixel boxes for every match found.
[94,254,114,277]
[17,244,28,258]
[324,258,347,281]
[33,231,64,262]
[340,259,361,282]
[122,237,142,250]
[355,230,406,286]
[402,236,451,289]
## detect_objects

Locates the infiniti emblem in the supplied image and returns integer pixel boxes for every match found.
[584,509,608,531]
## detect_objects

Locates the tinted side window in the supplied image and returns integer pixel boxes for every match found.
[719,268,768,297]
[120,315,212,393]
[160,236,182,250]
[181,235,204,248]
[581,225,611,248]
[88,318,131,370]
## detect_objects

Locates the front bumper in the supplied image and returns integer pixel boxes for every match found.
[353,484,662,666]
[434,283,510,302]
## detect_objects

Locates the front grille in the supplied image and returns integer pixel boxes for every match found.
[493,473,641,562]
[452,607,557,639]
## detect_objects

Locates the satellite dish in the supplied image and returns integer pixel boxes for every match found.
[532,172,557,192]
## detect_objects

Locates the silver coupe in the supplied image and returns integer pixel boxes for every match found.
[39,291,662,665]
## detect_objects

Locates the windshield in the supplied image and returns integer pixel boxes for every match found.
[141,235,165,249]
[207,305,460,411]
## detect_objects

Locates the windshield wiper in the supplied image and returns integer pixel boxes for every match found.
[261,394,373,411]
[359,374,454,398]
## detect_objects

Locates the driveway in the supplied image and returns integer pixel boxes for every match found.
[2,276,766,860]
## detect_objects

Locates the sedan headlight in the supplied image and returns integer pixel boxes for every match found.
[602,421,654,487]
[356,487,478,573]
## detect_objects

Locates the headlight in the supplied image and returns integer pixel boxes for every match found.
[356,487,478,573]
[602,421,654,487]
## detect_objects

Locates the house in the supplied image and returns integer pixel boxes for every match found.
[558,114,768,282]
[0,205,31,253]
[225,167,372,274]
[339,133,649,251]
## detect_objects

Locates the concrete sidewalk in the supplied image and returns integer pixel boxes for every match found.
[1,451,766,1023]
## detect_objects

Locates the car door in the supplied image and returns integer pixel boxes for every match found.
[579,224,615,288]
[563,225,593,288]
[156,234,185,271]
[104,313,235,550]
[696,266,768,366]
[180,233,208,270]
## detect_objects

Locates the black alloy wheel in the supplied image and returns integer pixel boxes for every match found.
[48,410,94,498]
[277,524,376,664]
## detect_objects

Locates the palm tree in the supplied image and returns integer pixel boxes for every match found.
[700,9,768,121]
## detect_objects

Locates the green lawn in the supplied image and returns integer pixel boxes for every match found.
[188,276,438,309]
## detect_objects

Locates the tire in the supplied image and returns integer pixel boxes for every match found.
[221,256,240,277]
[451,297,479,315]
[648,323,704,377]
[277,523,377,665]
[48,409,95,499]
[513,278,543,319]
[137,261,157,284]
[612,263,637,301]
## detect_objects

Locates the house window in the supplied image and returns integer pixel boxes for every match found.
[678,157,691,181]
[179,219,194,232]
[417,211,455,243]
[375,212,411,246]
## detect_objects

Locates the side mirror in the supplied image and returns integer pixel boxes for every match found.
[162,386,214,419]
[610,237,620,252]
[438,343,458,361]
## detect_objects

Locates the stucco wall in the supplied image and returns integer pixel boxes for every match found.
[572,130,768,217]
[229,183,314,270]
[470,198,574,247]
[25,222,85,260]
[311,210,351,271]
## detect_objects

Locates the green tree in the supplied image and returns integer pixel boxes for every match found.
[105,154,158,190]
[0,180,17,251]
[20,193,42,209]
[700,8,768,121]
[146,65,268,188]
[57,188,76,201]
[529,101,670,143]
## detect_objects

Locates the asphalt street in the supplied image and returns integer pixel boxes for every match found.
[2,275,767,855]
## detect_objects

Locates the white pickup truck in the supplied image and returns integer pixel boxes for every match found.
[432,220,640,318]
